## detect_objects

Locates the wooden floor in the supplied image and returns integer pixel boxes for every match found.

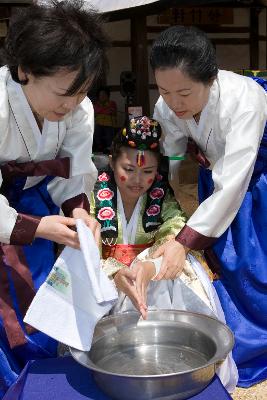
[177,179,267,400]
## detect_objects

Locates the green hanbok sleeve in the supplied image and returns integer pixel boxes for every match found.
[89,191,96,217]
[154,189,187,245]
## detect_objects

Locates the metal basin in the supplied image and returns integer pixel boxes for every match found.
[70,310,234,400]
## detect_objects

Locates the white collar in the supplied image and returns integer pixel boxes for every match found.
[117,188,143,244]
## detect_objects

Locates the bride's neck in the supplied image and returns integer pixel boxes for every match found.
[120,194,139,222]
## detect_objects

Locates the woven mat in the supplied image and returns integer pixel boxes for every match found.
[232,380,267,400]
[175,183,199,217]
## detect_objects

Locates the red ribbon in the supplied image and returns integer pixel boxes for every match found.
[187,138,210,169]
[0,245,36,348]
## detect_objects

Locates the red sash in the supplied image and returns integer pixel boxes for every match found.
[102,243,152,267]
[187,138,210,168]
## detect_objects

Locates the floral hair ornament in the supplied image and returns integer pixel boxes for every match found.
[121,116,162,167]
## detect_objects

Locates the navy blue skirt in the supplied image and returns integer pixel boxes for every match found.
[0,177,59,398]
[199,78,267,387]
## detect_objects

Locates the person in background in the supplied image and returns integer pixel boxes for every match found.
[90,116,238,392]
[93,86,117,153]
[150,25,267,388]
[0,0,108,396]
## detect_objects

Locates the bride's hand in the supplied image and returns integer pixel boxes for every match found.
[132,261,155,318]
[113,268,147,317]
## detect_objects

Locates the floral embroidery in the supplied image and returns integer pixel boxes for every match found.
[156,173,163,181]
[98,207,115,221]
[142,157,170,232]
[146,204,160,216]
[98,172,110,182]
[150,187,164,200]
[97,188,114,201]
[94,170,118,238]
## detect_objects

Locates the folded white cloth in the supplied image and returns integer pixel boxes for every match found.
[24,219,118,351]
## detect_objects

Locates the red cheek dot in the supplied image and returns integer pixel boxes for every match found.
[120,175,126,182]
[148,178,153,184]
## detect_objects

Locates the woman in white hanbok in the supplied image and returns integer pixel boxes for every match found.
[90,116,238,392]
[150,26,267,387]
[0,1,108,396]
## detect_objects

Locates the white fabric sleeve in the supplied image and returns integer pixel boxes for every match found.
[47,97,97,207]
[0,172,18,243]
[187,110,266,238]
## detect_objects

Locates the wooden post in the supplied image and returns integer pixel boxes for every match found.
[250,7,260,69]
[131,15,150,115]
[266,7,267,69]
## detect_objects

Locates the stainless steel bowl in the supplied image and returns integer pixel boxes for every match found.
[70,310,234,400]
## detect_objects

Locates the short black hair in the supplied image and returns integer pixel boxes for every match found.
[1,0,110,95]
[150,25,218,84]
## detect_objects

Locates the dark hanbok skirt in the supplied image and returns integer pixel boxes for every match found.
[0,177,58,398]
[198,77,267,388]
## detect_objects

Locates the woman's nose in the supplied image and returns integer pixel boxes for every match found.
[133,172,141,184]
[63,93,85,110]
[169,95,182,111]
[63,98,77,111]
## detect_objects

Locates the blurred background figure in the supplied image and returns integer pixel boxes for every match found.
[93,86,117,154]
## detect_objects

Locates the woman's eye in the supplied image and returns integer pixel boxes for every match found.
[144,170,153,174]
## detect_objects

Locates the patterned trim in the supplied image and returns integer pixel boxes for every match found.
[10,213,41,245]
[94,171,118,238]
[142,175,168,232]
[175,224,217,250]
[61,193,90,217]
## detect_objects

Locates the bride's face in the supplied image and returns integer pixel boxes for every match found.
[111,147,158,202]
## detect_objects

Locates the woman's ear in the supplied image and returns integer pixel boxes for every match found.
[109,155,114,170]
[208,77,216,87]
[18,66,27,81]
[18,65,32,85]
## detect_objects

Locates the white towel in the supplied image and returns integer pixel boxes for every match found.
[24,219,118,351]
